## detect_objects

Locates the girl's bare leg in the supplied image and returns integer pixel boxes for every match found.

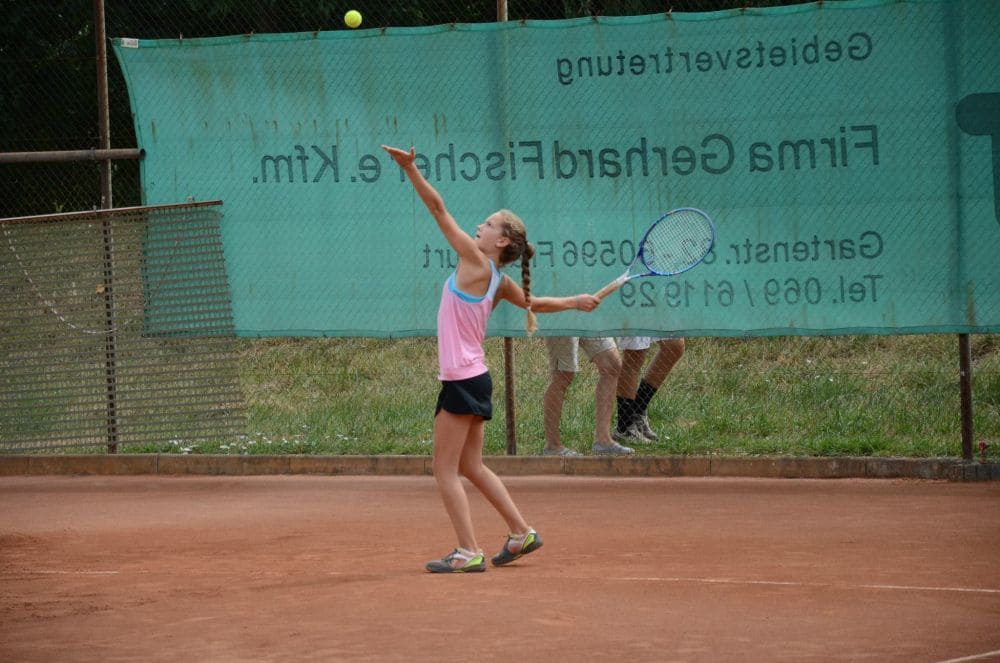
[431,411,478,551]
[458,418,531,535]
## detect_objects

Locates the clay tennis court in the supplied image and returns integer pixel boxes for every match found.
[2,473,999,662]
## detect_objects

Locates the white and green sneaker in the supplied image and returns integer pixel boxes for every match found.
[491,529,543,567]
[425,547,487,573]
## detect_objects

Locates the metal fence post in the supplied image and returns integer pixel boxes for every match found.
[959,334,974,460]
[496,0,518,456]
[94,0,119,453]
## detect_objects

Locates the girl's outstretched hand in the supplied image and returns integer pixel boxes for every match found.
[575,294,600,312]
[382,144,415,168]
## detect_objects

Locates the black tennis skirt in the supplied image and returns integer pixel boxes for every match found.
[435,371,493,420]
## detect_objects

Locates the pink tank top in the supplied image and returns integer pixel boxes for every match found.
[436,262,503,381]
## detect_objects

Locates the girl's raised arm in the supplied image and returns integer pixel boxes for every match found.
[382,145,480,263]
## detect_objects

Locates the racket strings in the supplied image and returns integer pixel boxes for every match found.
[641,210,714,275]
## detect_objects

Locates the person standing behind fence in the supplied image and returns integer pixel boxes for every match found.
[614,337,685,442]
[543,337,635,456]
[382,144,603,574]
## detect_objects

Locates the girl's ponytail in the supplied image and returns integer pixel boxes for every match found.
[521,242,537,336]
[497,209,538,336]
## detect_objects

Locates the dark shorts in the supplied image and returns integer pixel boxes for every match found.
[435,371,493,420]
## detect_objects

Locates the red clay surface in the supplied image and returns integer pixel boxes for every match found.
[2,475,999,662]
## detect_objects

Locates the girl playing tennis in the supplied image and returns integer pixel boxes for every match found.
[382,144,601,573]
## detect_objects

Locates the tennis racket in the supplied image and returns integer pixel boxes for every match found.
[594,208,715,300]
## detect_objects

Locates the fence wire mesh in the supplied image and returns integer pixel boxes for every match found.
[1,0,819,218]
[1,0,996,457]
[1,202,245,452]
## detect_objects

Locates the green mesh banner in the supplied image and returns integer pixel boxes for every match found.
[113,0,1000,338]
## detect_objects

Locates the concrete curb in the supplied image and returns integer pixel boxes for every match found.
[1,454,996,481]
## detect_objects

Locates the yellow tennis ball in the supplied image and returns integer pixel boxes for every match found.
[344,10,362,29]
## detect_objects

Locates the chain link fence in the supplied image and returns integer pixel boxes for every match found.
[1,202,245,452]
[1,0,814,218]
[1,0,996,458]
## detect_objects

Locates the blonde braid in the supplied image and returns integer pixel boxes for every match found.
[497,209,538,335]
[521,242,537,335]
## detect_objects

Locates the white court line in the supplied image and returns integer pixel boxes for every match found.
[934,650,1000,663]
[585,576,1000,596]
[859,582,1000,595]
[19,570,120,575]
[8,571,1000,596]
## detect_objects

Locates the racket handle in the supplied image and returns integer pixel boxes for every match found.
[594,274,627,301]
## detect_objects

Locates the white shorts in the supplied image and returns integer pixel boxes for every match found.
[545,337,617,372]
[616,336,680,351]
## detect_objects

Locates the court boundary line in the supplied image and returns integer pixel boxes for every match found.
[9,570,998,596]
[572,575,1000,596]
[934,650,1000,663]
